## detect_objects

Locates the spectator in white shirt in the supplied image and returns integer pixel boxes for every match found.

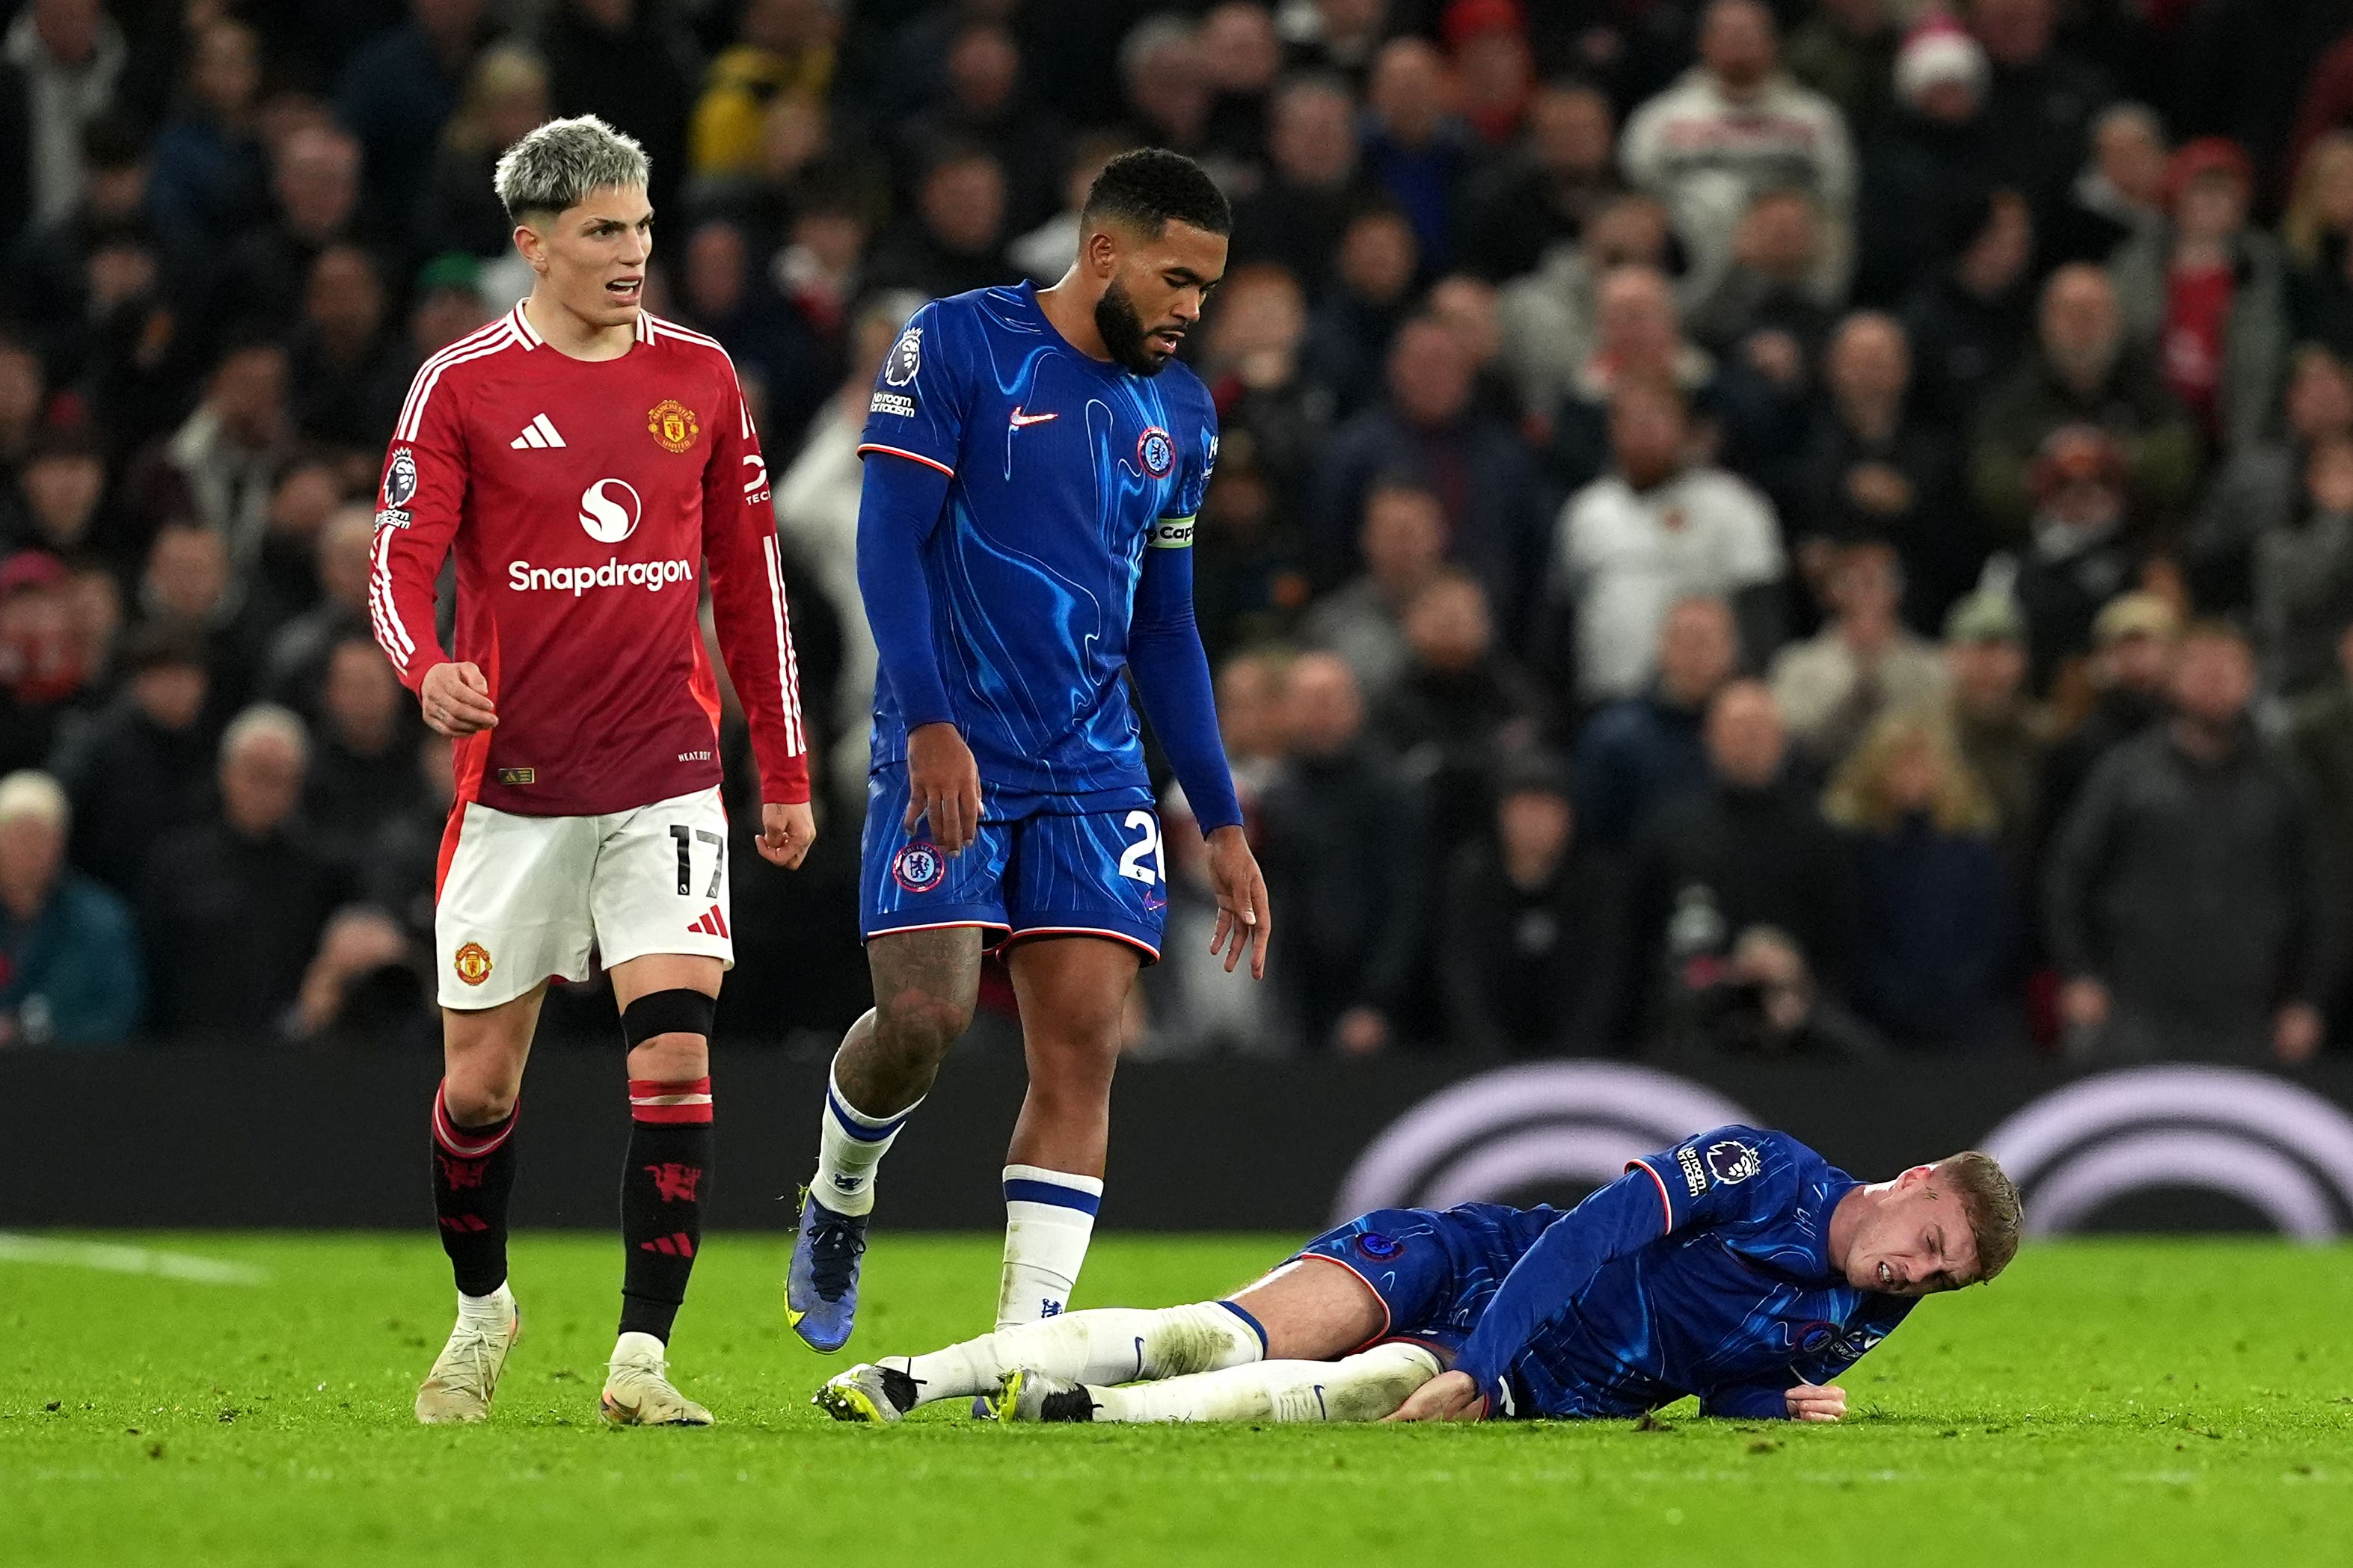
[1549,378,1786,706]
[1619,0,1856,303]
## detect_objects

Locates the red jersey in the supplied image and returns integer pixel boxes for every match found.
[369,301,809,817]
[2162,260,2233,437]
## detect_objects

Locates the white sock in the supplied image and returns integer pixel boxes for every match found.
[1088,1343,1441,1424]
[457,1282,512,1328]
[996,1164,1102,1325]
[884,1302,1263,1406]
[610,1329,665,1366]
[812,1052,918,1218]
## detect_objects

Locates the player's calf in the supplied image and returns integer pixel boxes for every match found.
[418,992,535,1424]
[996,1165,1102,1327]
[418,1089,524,1426]
[1001,1342,1443,1425]
[429,1080,521,1301]
[791,932,981,1350]
[422,1079,521,1424]
[815,1302,1266,1420]
[993,938,1135,1334]
[604,987,717,1424]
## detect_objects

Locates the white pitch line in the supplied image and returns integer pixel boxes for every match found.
[0,1234,272,1285]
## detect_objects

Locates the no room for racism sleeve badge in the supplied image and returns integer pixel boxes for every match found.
[648,399,701,454]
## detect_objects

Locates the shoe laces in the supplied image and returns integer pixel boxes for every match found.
[803,1207,868,1302]
[443,1318,501,1395]
[607,1353,672,1383]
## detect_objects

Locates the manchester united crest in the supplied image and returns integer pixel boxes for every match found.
[647,399,700,453]
[452,941,494,987]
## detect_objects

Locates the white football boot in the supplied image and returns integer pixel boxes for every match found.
[414,1288,521,1424]
[813,1362,920,1424]
[598,1331,716,1427]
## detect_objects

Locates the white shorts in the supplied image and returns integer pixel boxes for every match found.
[435,785,734,1009]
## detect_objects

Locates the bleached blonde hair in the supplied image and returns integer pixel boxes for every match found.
[493,114,648,224]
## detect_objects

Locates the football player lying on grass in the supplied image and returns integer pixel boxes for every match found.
[816,1127,2020,1424]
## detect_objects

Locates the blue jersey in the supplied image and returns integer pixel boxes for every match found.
[1303,1126,1914,1420]
[856,283,1219,804]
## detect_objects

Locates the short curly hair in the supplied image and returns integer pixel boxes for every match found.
[493,114,648,224]
[1082,147,1231,239]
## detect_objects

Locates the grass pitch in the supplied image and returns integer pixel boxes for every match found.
[3,1233,2349,1567]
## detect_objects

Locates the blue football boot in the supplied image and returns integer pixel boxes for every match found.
[785,1186,870,1352]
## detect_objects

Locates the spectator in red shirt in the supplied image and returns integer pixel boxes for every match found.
[2109,137,2285,454]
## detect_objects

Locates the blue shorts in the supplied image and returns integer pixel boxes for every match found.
[1292,1204,1558,1360]
[859,766,1167,962]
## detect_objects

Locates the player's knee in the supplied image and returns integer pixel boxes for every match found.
[442,1074,518,1128]
[1021,1045,1118,1111]
[872,984,974,1059]
[1025,1020,1122,1089]
[1332,1342,1442,1420]
[621,989,716,1080]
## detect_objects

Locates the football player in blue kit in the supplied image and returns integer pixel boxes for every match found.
[814,1127,2022,1425]
[785,149,1271,1354]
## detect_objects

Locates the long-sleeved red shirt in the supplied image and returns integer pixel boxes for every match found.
[369,301,809,818]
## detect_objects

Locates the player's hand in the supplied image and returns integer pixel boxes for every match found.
[905,722,981,853]
[1382,1370,1485,1424]
[1785,1383,1847,1423]
[758,801,817,870]
[1203,823,1271,979]
[420,661,497,737]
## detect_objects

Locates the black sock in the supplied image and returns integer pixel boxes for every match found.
[431,1083,518,1298]
[619,1076,712,1341]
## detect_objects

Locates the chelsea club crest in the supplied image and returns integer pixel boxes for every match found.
[1137,425,1175,479]
[892,840,946,894]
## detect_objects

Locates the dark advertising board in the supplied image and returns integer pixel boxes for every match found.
[8,1050,2352,1237]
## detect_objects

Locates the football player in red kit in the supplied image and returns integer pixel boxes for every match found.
[372,115,815,1427]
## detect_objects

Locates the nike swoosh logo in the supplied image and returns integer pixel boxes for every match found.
[1009,408,1058,426]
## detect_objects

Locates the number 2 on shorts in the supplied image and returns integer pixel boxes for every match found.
[1116,808,1161,886]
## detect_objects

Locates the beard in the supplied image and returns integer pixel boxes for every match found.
[1095,279,1173,377]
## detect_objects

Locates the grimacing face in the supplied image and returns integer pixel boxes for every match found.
[1092,218,1228,376]
[519,182,651,330]
[1844,1166,1983,1295]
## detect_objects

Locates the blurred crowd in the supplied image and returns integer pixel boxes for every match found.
[8,0,2353,1067]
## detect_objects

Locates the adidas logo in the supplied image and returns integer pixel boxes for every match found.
[687,904,730,938]
[509,413,566,449]
[638,1232,696,1258]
